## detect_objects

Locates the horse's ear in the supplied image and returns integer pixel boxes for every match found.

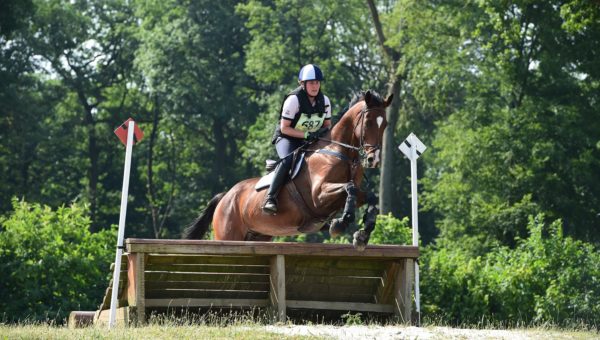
[384,94,394,107]
[364,90,372,105]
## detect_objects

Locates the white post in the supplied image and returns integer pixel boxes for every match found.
[108,120,135,328]
[410,146,421,326]
[398,133,426,326]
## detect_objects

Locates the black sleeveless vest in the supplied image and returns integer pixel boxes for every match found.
[272,86,326,143]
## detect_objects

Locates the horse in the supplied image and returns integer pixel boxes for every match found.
[183,90,393,250]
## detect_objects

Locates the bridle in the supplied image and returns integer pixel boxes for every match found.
[319,104,387,163]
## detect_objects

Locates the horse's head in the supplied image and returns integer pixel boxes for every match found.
[352,90,393,168]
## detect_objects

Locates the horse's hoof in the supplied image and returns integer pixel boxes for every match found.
[353,230,368,252]
[329,218,346,238]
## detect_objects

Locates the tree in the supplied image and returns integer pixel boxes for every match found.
[238,0,388,172]
[22,0,138,231]
[422,0,600,248]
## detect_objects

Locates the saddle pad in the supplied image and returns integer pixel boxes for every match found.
[255,153,305,191]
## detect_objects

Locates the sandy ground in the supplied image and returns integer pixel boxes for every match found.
[264,325,598,339]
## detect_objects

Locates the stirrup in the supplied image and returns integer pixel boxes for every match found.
[262,197,278,214]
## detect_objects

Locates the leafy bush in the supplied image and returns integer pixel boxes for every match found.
[0,199,116,323]
[368,213,413,245]
[322,213,413,245]
[422,213,600,326]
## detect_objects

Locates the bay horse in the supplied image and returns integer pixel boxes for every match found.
[183,90,392,250]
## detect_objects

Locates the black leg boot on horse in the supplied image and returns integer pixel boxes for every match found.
[262,155,293,214]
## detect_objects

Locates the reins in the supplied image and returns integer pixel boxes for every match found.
[314,105,386,161]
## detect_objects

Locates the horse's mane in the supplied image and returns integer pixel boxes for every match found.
[332,90,385,124]
[348,90,385,108]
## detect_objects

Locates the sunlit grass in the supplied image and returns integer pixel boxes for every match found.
[1,311,597,340]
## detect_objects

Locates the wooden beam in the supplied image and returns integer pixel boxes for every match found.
[286,300,394,313]
[145,298,270,308]
[128,253,146,324]
[126,239,419,258]
[375,261,400,304]
[394,259,413,323]
[146,254,270,266]
[269,255,286,322]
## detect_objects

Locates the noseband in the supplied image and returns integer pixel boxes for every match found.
[316,104,386,164]
[354,105,386,159]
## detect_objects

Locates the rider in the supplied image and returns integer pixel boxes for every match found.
[262,64,332,214]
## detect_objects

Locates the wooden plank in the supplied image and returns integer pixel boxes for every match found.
[145,263,270,274]
[134,253,146,324]
[145,289,268,300]
[285,257,388,271]
[98,270,128,311]
[285,281,377,296]
[95,307,130,326]
[126,239,419,258]
[147,254,270,266]
[287,300,394,313]
[286,274,380,286]
[269,255,286,322]
[286,290,375,303]
[285,265,383,277]
[395,259,413,323]
[145,272,270,283]
[375,261,401,304]
[146,280,270,291]
[145,298,270,308]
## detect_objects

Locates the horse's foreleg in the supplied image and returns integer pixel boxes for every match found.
[353,191,379,251]
[329,183,358,237]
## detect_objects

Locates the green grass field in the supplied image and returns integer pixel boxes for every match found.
[0,324,320,340]
[2,323,598,340]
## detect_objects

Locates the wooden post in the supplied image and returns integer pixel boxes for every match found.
[394,258,414,323]
[269,254,286,322]
[127,252,146,324]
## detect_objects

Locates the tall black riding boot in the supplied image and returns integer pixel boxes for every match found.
[262,156,292,214]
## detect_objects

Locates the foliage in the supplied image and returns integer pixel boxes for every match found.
[1,0,600,327]
[367,213,412,246]
[422,214,600,326]
[0,199,115,322]
[419,0,600,248]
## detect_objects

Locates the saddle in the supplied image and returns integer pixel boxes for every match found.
[254,152,305,191]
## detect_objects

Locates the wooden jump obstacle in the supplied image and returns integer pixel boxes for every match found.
[80,239,419,326]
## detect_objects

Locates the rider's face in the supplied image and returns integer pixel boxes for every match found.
[303,80,320,97]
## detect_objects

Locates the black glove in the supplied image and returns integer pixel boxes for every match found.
[304,127,329,141]
[304,131,318,141]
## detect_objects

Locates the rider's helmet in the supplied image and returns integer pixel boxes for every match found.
[298,64,324,82]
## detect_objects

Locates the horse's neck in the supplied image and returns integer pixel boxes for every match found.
[330,102,361,152]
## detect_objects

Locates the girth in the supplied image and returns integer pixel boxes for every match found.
[286,178,329,232]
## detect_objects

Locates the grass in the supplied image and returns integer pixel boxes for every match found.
[0,310,322,340]
[1,311,598,340]
[0,324,321,340]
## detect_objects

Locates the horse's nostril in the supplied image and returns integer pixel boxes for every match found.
[367,156,374,163]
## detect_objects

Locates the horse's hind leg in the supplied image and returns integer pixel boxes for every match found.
[212,194,247,241]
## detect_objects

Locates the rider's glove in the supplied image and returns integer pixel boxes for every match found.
[304,127,329,141]
[304,131,320,141]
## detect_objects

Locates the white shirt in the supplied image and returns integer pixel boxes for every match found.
[281,95,332,121]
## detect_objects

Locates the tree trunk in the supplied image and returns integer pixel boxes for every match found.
[212,118,227,194]
[366,0,403,214]
[379,76,401,214]
[147,96,160,238]
[77,89,99,232]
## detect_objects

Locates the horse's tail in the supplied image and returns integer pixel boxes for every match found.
[182,192,226,240]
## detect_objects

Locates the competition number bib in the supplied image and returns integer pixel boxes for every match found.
[296,113,325,133]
